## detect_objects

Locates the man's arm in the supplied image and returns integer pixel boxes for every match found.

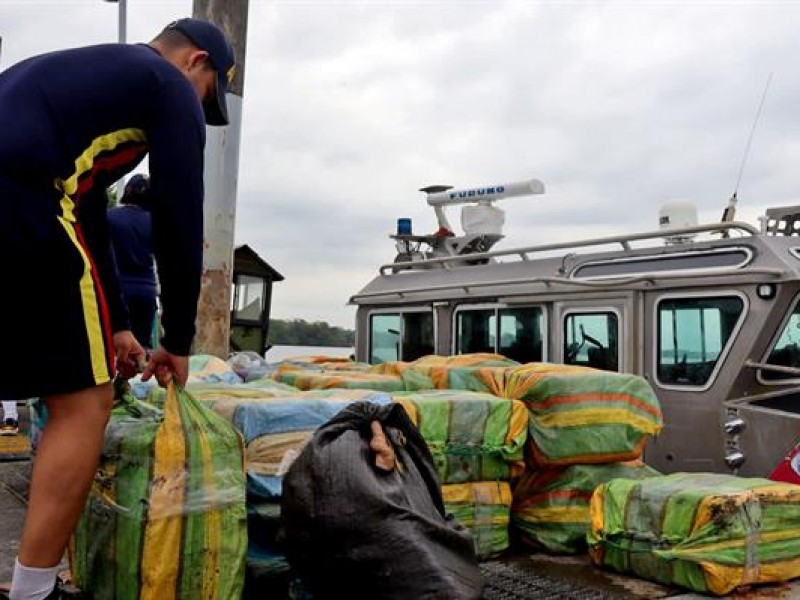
[146,76,206,357]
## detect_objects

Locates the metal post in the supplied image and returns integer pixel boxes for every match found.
[104,0,128,199]
[192,0,249,357]
[115,0,127,199]
[118,0,127,44]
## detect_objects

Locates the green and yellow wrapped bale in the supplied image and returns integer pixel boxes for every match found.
[273,356,372,373]
[588,472,800,596]
[71,384,247,600]
[443,481,513,559]
[369,360,410,376]
[147,380,298,408]
[511,461,660,554]
[271,369,405,392]
[207,387,389,423]
[392,390,526,484]
[400,365,510,395]
[504,363,662,467]
[399,354,517,393]
[409,353,518,368]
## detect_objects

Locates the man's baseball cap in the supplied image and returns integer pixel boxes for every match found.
[166,18,235,126]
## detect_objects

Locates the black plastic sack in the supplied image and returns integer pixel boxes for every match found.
[281,401,485,599]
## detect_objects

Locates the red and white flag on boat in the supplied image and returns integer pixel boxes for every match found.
[770,440,800,484]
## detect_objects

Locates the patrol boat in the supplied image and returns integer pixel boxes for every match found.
[349,178,800,478]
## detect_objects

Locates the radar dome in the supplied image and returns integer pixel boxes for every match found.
[659,201,698,244]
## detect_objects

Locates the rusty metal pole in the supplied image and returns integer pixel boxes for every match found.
[192,0,249,357]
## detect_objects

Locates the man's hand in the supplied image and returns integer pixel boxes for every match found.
[141,347,189,387]
[113,330,146,379]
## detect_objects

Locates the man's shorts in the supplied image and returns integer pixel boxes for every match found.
[0,191,115,399]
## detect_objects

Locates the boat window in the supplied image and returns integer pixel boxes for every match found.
[499,308,544,363]
[455,306,545,360]
[563,312,619,371]
[571,248,751,279]
[764,301,800,380]
[369,311,434,364]
[790,248,800,260]
[402,311,435,361]
[457,309,497,354]
[657,296,744,386]
[370,314,401,363]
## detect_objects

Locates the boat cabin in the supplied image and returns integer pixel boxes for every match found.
[350,181,800,478]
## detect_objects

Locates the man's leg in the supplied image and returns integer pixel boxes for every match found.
[17,382,112,567]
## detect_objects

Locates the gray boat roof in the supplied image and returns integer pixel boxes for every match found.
[350,221,800,305]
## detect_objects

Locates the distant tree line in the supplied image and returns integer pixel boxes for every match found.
[267,319,355,347]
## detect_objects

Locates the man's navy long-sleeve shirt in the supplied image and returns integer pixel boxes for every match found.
[0,43,205,355]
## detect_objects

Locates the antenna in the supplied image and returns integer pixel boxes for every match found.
[721,73,773,231]
[423,178,545,234]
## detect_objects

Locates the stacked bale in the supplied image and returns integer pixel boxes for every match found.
[204,387,392,590]
[127,354,248,400]
[232,353,668,563]
[504,363,663,467]
[215,389,392,501]
[442,481,514,559]
[145,380,299,407]
[71,383,247,599]
[410,354,517,368]
[369,360,410,376]
[241,377,303,394]
[588,473,800,595]
[392,390,527,558]
[511,462,659,554]
[399,354,518,395]
[272,356,373,373]
[504,363,663,553]
[188,353,245,384]
[272,369,405,392]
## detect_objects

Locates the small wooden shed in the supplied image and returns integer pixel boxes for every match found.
[230,244,284,355]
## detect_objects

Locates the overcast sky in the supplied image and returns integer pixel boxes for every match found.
[3,0,800,328]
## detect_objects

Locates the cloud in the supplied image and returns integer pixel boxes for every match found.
[5,1,800,330]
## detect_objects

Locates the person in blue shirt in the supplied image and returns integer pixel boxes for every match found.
[108,174,158,349]
[0,18,234,600]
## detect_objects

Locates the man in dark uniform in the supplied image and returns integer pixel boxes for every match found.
[0,18,234,599]
[108,174,158,349]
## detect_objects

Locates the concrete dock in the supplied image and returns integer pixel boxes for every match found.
[0,460,29,584]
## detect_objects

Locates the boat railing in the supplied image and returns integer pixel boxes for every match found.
[744,360,800,378]
[379,221,760,275]
[351,265,784,302]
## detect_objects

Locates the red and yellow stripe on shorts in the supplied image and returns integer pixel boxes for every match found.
[54,128,148,385]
